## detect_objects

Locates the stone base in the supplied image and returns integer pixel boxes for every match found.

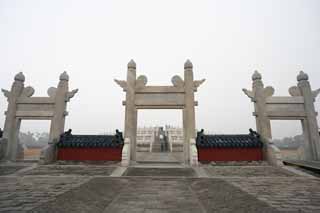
[39,143,57,164]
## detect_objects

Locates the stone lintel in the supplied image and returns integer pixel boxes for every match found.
[123,101,199,108]
[16,97,55,104]
[266,96,304,104]
[16,110,54,118]
[136,105,185,109]
[135,86,185,94]
[267,111,306,118]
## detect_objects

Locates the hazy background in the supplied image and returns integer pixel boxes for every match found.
[0,0,319,139]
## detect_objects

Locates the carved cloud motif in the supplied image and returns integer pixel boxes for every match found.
[194,79,205,89]
[47,87,57,98]
[21,86,35,97]
[264,86,274,98]
[289,86,301,96]
[1,89,10,99]
[171,75,184,88]
[313,88,320,99]
[136,75,148,89]
[114,79,127,90]
[66,89,79,102]
[242,88,254,99]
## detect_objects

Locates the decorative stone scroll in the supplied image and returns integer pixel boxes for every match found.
[1,72,78,162]
[243,71,320,161]
[115,60,205,165]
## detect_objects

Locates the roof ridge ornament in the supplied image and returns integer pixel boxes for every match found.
[252,70,262,81]
[297,71,308,81]
[14,72,25,82]
[184,59,193,69]
[60,71,69,81]
[128,59,136,69]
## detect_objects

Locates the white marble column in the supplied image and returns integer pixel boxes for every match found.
[297,71,320,160]
[124,60,137,161]
[183,60,196,164]
[251,71,272,140]
[2,73,25,161]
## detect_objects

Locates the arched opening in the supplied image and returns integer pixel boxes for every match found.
[271,120,303,160]
[136,109,184,163]
[19,120,50,161]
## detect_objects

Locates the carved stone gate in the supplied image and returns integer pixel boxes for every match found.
[115,60,205,165]
[243,71,320,161]
[1,72,78,162]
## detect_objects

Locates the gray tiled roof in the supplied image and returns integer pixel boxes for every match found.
[196,129,263,148]
[57,130,124,148]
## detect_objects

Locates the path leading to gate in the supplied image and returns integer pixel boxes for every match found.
[0,162,320,213]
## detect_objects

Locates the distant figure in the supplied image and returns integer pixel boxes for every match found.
[0,128,3,138]
[159,134,165,151]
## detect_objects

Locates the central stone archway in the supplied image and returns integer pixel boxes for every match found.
[115,60,205,165]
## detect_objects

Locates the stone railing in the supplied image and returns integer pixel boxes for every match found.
[190,138,198,166]
[261,137,284,167]
[121,138,130,166]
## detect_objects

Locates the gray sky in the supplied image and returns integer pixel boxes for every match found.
[0,0,319,139]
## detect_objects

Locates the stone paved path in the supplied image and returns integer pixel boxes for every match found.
[0,163,319,212]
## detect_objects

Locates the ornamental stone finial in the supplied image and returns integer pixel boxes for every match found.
[184,59,193,69]
[14,72,25,82]
[59,71,69,81]
[252,70,262,81]
[297,71,308,81]
[128,59,136,69]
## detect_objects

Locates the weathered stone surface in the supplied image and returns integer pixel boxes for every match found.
[115,61,205,165]
[0,165,27,176]
[1,72,78,161]
[229,177,320,213]
[204,166,297,177]
[21,165,116,176]
[123,167,196,177]
[243,71,320,162]
[0,163,320,212]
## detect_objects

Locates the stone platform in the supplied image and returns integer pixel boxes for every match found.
[0,162,319,213]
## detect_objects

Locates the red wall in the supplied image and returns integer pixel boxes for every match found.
[198,148,263,162]
[57,148,122,161]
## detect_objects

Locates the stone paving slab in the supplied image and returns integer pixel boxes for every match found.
[30,177,280,213]
[0,163,319,212]
[204,166,298,177]
[228,177,320,213]
[0,165,28,176]
[21,165,116,176]
[123,167,196,177]
[0,176,89,213]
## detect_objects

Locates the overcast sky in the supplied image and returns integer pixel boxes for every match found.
[0,0,319,139]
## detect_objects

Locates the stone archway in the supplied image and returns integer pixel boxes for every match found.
[115,60,205,165]
[243,71,320,162]
[1,72,78,162]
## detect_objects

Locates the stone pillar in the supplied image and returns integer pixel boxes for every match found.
[183,60,196,164]
[2,72,25,161]
[251,71,272,140]
[124,60,137,161]
[40,72,78,164]
[297,71,320,160]
[49,72,69,142]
